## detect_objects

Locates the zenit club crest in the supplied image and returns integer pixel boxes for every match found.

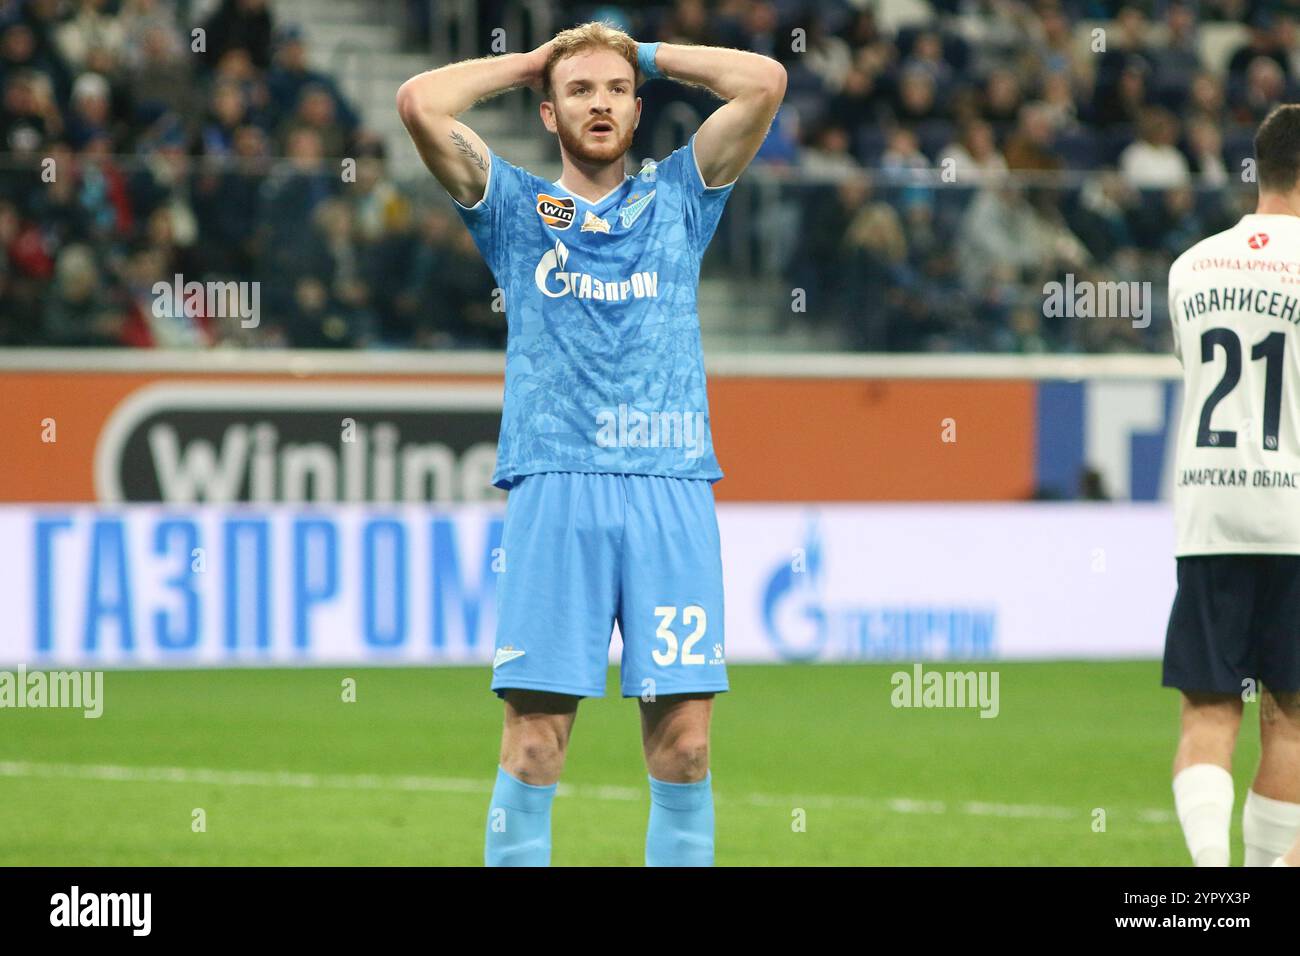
[536,193,575,230]
[619,189,655,229]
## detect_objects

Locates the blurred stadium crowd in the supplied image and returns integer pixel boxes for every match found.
[0,0,1292,351]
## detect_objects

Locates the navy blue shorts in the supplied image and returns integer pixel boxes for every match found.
[1163,554,1300,694]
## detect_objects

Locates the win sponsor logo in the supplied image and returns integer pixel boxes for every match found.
[94,384,503,504]
[50,886,151,936]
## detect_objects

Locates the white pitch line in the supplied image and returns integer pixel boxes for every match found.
[0,760,1175,825]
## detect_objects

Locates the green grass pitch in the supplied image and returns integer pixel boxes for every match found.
[0,661,1265,865]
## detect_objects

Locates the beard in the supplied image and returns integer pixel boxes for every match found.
[555,115,635,165]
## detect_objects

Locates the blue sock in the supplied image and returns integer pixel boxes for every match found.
[484,766,557,867]
[645,772,715,866]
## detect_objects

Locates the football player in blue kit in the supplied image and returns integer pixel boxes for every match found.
[397,22,785,865]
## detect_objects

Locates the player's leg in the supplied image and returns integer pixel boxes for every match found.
[484,690,578,867]
[1171,692,1242,866]
[1243,689,1300,865]
[484,472,623,866]
[618,475,728,867]
[1241,556,1300,865]
[638,692,715,866]
[1163,555,1254,866]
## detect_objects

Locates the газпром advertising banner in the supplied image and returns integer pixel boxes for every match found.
[0,502,1173,668]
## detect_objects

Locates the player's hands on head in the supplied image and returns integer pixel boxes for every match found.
[527,39,556,90]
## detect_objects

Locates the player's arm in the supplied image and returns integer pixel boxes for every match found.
[396,42,552,206]
[650,43,787,187]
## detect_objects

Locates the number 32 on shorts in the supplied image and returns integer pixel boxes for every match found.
[652,605,707,666]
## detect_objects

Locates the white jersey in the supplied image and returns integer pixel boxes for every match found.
[1169,213,1300,555]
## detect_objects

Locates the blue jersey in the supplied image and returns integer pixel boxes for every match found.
[451,133,734,489]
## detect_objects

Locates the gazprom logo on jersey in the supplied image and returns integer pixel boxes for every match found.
[759,524,996,662]
[534,239,659,301]
[8,507,502,667]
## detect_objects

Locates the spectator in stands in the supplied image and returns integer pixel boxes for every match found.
[1151,3,1202,101]
[42,243,127,345]
[76,130,133,240]
[800,120,858,174]
[880,126,928,173]
[128,22,193,125]
[893,65,942,126]
[841,201,914,350]
[1069,170,1137,264]
[800,13,853,94]
[65,70,116,149]
[445,226,505,349]
[0,69,61,152]
[1040,71,1081,133]
[203,0,274,71]
[118,0,181,68]
[25,140,86,250]
[940,118,1008,182]
[1003,102,1064,171]
[1119,107,1189,188]
[255,125,335,311]
[281,274,370,349]
[266,25,360,136]
[211,46,273,128]
[826,64,887,137]
[1233,56,1289,125]
[396,207,456,340]
[0,21,66,100]
[657,0,716,45]
[980,67,1023,140]
[901,30,952,95]
[1184,70,1226,126]
[277,84,347,157]
[200,79,247,156]
[191,122,268,275]
[1185,117,1228,186]
[127,117,192,226]
[1090,55,1149,129]
[54,0,125,72]
[1226,12,1291,82]
[123,241,212,347]
[956,181,1088,299]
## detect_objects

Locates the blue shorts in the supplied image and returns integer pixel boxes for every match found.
[491,472,729,699]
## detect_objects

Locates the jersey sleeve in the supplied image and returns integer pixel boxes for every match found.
[449,146,531,274]
[655,131,738,253]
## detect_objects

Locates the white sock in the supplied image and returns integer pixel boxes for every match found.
[1272,857,1290,866]
[1173,764,1234,867]
[1243,789,1300,867]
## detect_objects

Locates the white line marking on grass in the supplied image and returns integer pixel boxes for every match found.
[0,760,1174,825]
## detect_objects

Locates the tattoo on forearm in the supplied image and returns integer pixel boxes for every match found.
[450,131,487,171]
